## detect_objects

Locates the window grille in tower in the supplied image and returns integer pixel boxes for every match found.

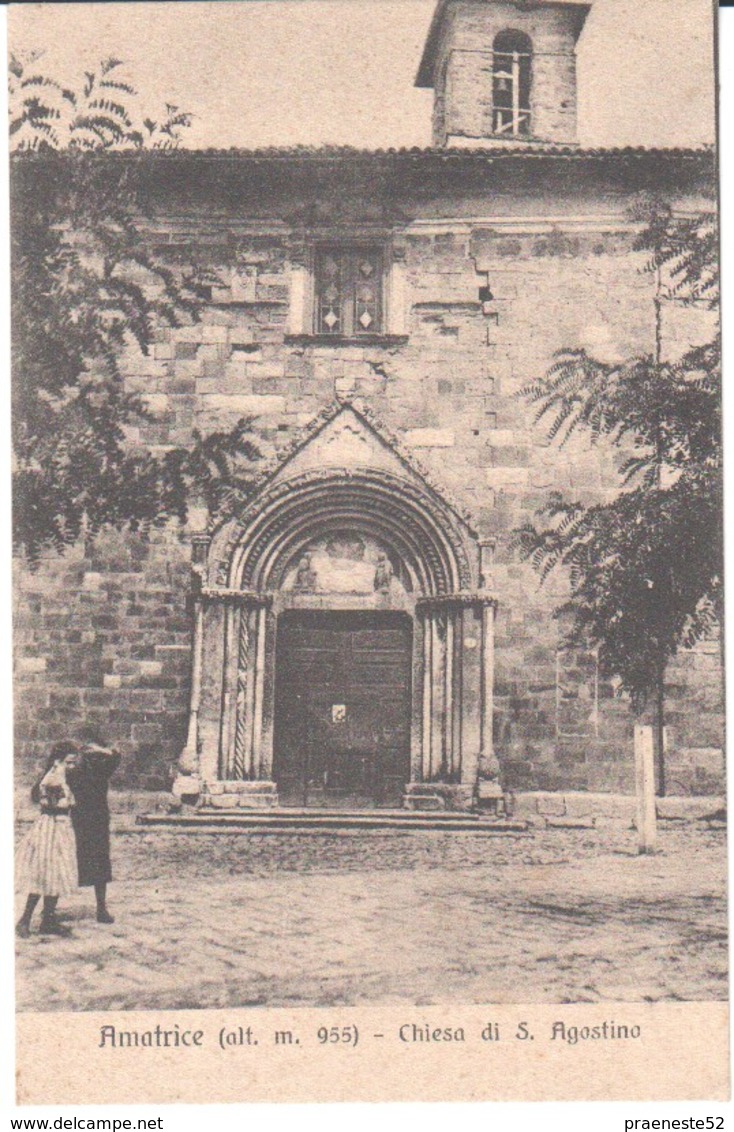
[492,30,532,137]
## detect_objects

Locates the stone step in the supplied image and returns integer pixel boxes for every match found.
[157,806,482,821]
[238,807,481,819]
[403,794,448,811]
[136,811,529,834]
[201,794,280,809]
[205,781,278,794]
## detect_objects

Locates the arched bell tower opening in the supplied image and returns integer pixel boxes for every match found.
[176,402,498,812]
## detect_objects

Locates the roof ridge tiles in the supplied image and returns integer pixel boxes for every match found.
[14,143,714,160]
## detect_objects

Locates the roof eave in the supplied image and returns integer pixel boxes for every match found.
[10,144,714,166]
[415,0,449,88]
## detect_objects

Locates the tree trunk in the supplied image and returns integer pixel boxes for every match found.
[653,277,666,798]
[714,588,725,772]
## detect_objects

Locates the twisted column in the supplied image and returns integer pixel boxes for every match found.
[232,611,251,780]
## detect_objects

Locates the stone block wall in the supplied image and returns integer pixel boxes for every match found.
[15,528,192,788]
[14,157,723,794]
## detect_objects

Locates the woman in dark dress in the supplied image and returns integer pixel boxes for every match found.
[67,743,121,923]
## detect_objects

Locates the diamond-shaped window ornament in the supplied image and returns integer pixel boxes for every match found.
[359,310,373,329]
[324,284,339,301]
[359,261,374,277]
[324,309,339,330]
[323,258,339,278]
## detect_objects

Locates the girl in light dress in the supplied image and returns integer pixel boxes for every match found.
[16,741,80,937]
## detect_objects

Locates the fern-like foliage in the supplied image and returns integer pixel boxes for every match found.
[8,51,70,150]
[8,52,194,152]
[522,341,720,488]
[10,55,260,563]
[162,419,263,523]
[514,202,721,709]
[512,469,722,710]
[630,195,719,308]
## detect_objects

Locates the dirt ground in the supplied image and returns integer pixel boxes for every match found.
[14,820,727,1012]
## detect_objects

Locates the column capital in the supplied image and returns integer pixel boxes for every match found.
[417,591,498,613]
[190,532,211,562]
[478,540,496,589]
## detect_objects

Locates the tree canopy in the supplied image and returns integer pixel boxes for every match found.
[514,200,721,713]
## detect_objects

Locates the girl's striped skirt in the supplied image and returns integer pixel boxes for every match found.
[16,813,78,897]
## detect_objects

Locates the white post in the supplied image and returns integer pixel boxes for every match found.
[634,724,657,854]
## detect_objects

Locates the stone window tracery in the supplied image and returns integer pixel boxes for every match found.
[314,246,384,337]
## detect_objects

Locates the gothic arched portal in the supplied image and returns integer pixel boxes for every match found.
[178,401,498,811]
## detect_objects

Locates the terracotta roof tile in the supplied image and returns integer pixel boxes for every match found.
[18,144,711,161]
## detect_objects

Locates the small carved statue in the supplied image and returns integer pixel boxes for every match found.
[293,552,318,593]
[373,551,393,593]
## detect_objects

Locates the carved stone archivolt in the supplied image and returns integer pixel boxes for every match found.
[212,467,475,596]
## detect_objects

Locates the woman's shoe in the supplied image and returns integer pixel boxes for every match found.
[39,917,71,936]
[15,921,31,938]
[96,908,114,924]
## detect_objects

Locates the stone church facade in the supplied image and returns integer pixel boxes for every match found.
[15,0,722,805]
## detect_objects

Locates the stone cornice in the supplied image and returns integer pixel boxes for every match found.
[200,587,273,607]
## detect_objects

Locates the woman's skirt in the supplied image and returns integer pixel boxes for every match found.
[16,814,78,897]
[72,810,112,886]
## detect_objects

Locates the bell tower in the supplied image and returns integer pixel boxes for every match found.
[416,0,590,148]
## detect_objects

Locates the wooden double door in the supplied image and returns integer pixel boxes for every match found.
[273,611,413,807]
